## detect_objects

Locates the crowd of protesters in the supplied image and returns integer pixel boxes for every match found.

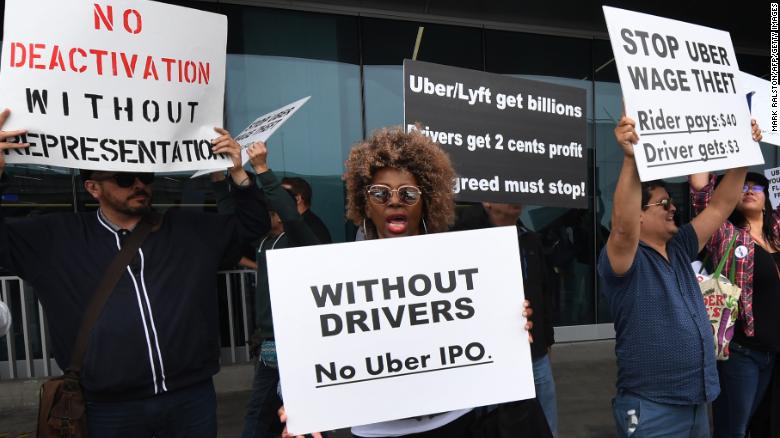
[0,101,778,438]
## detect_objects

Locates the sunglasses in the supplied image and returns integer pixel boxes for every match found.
[366,184,423,206]
[643,197,674,211]
[743,184,765,193]
[92,172,155,188]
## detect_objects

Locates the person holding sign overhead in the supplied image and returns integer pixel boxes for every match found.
[277,127,547,438]
[0,108,270,437]
[690,154,780,438]
[239,142,322,438]
[599,115,761,437]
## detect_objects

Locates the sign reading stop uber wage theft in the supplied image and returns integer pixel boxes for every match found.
[0,0,231,172]
[403,59,587,208]
[267,227,535,435]
[604,6,764,181]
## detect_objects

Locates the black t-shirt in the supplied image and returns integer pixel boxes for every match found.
[733,244,780,352]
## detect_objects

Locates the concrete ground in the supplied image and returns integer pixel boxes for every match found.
[0,340,617,438]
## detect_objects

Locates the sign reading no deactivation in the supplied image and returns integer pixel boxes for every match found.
[604,6,764,181]
[267,227,535,435]
[0,0,230,172]
[403,60,588,208]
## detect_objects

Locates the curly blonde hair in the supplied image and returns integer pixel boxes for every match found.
[344,127,455,236]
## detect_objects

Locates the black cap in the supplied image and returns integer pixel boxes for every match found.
[745,171,769,187]
[715,171,768,188]
[80,169,94,183]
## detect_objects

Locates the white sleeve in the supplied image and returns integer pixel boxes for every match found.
[0,300,10,337]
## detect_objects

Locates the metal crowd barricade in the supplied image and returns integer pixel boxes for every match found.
[0,270,256,381]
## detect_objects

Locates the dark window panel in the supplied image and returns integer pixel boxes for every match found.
[738,53,770,79]
[486,30,592,80]
[222,5,359,63]
[593,39,619,83]
[361,18,483,70]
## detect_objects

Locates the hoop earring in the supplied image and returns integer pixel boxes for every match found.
[422,218,429,234]
[363,218,367,235]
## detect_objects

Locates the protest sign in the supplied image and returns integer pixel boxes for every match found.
[603,6,764,181]
[740,72,780,146]
[267,227,535,435]
[0,0,230,172]
[403,60,587,208]
[191,96,310,177]
[764,166,780,209]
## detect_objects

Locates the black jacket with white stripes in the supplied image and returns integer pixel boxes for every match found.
[0,175,269,401]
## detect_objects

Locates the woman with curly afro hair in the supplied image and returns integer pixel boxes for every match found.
[280,127,542,438]
[344,127,455,239]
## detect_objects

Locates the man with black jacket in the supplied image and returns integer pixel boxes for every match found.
[453,202,559,437]
[0,108,270,437]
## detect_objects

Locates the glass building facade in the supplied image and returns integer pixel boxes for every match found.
[0,1,771,343]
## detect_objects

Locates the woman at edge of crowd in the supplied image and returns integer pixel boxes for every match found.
[278,127,545,438]
[690,119,777,438]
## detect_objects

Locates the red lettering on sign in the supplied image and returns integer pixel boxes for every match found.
[123,9,143,34]
[143,57,159,80]
[10,42,25,67]
[49,45,66,71]
[94,4,114,30]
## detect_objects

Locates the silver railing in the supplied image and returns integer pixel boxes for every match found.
[0,270,257,380]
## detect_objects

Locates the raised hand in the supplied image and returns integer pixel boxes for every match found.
[0,109,30,177]
[211,127,243,170]
[614,116,639,158]
[247,141,269,174]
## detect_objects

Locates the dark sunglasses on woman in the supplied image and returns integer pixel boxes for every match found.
[743,184,765,193]
[366,184,423,206]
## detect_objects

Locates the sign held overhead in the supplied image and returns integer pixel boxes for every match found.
[0,0,230,172]
[404,60,588,208]
[603,6,764,181]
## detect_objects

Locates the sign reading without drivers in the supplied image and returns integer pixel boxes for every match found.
[603,6,764,181]
[0,0,230,172]
[403,60,588,208]
[267,227,535,435]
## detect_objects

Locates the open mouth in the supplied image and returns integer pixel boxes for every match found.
[385,214,408,234]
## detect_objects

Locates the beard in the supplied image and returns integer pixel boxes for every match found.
[103,189,153,217]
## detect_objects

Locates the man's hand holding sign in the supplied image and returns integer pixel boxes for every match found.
[0,109,28,178]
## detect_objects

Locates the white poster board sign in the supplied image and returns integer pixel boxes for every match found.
[191,96,310,177]
[604,6,763,181]
[267,227,535,435]
[764,166,780,209]
[740,72,780,146]
[0,0,230,172]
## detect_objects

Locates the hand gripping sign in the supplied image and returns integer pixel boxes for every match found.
[0,0,230,172]
[603,6,764,181]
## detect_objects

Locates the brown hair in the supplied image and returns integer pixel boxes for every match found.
[343,127,455,235]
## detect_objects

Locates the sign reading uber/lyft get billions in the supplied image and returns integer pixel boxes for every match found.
[0,0,232,172]
[403,60,588,209]
[603,6,763,181]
